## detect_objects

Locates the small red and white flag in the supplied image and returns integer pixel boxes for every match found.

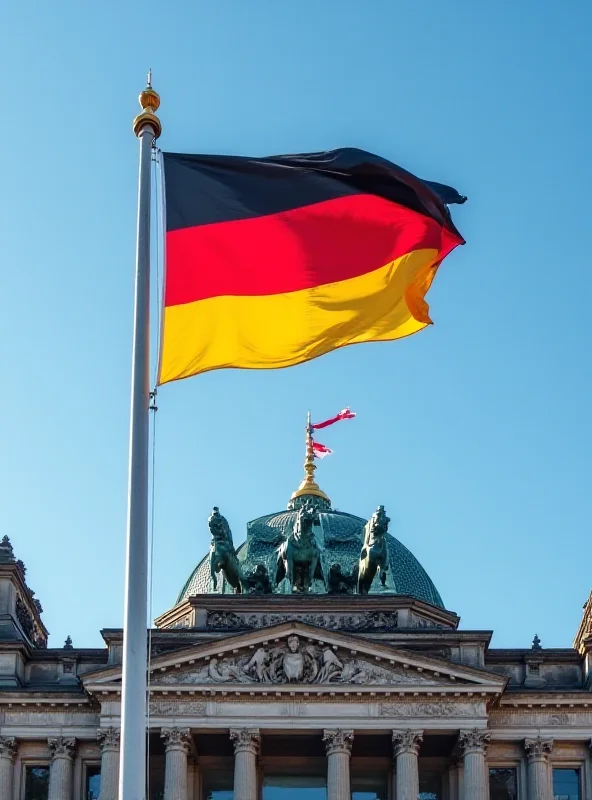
[312,441,333,459]
[311,407,356,430]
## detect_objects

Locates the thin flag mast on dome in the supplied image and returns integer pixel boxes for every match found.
[290,409,356,506]
[310,407,356,460]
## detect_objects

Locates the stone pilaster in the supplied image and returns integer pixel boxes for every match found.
[48,737,76,800]
[0,737,17,800]
[459,729,490,800]
[97,727,120,800]
[323,729,354,800]
[230,729,260,800]
[525,737,553,800]
[392,730,423,800]
[161,728,191,800]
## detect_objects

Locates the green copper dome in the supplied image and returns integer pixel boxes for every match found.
[177,502,444,608]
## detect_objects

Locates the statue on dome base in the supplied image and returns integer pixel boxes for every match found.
[242,563,272,595]
[208,507,243,594]
[357,505,390,595]
[275,503,325,593]
[327,563,358,595]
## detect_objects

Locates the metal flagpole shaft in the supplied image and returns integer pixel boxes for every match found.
[119,76,162,800]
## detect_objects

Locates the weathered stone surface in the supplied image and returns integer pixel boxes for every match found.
[155,633,459,687]
[230,729,260,800]
[392,730,422,800]
[459,729,490,800]
[324,730,353,800]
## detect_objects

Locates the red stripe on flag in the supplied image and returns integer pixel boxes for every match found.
[164,194,460,307]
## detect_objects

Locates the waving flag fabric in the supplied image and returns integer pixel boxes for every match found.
[158,148,465,384]
[312,442,333,459]
[312,408,356,430]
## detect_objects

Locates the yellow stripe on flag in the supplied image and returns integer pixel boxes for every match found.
[158,248,440,384]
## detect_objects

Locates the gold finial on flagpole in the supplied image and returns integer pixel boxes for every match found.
[290,411,330,505]
[133,71,162,139]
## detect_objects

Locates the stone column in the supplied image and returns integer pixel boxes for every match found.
[230,729,260,800]
[97,727,120,800]
[0,736,17,799]
[448,759,461,800]
[459,729,490,800]
[392,730,423,800]
[161,728,191,800]
[525,738,553,800]
[323,729,354,800]
[48,737,76,800]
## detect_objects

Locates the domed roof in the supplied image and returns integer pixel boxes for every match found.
[177,424,444,608]
[177,504,444,608]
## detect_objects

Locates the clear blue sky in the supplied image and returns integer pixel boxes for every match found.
[2,1,590,650]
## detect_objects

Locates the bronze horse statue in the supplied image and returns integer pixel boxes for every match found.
[276,504,325,593]
[209,507,243,593]
[357,505,390,595]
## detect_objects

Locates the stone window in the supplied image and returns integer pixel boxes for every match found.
[419,771,443,799]
[203,770,233,799]
[351,773,388,799]
[261,775,326,798]
[489,767,518,799]
[23,765,50,800]
[553,768,581,800]
[85,764,101,799]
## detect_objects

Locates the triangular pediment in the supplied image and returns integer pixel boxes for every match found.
[83,622,506,695]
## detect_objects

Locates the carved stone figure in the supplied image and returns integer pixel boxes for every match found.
[244,647,271,682]
[208,657,247,682]
[327,563,358,595]
[275,503,325,593]
[358,505,390,595]
[317,648,344,682]
[158,635,435,686]
[242,564,272,594]
[208,507,243,594]
[283,635,306,681]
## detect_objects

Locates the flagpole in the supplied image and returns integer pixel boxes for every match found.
[119,75,162,800]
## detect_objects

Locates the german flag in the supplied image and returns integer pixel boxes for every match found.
[158,148,465,384]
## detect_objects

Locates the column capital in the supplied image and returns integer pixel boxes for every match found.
[0,736,17,761]
[392,729,423,757]
[97,727,120,753]
[323,729,354,756]
[48,736,76,761]
[524,737,554,762]
[161,727,191,754]
[230,728,260,756]
[459,729,490,757]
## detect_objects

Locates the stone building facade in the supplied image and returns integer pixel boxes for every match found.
[0,464,591,800]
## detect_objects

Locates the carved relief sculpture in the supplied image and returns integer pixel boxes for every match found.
[205,609,399,631]
[524,737,554,761]
[0,737,17,761]
[459,729,491,755]
[392,729,424,756]
[323,729,354,755]
[97,728,120,752]
[161,728,191,753]
[230,729,261,755]
[48,737,77,760]
[159,635,445,687]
